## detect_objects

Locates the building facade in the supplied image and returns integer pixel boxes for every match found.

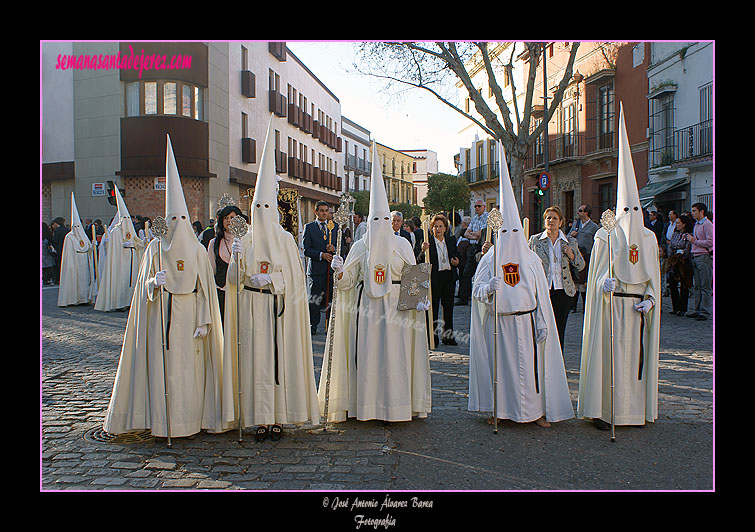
[645,42,713,214]
[41,41,344,235]
[400,149,438,207]
[455,42,526,213]
[341,116,372,193]
[374,142,417,206]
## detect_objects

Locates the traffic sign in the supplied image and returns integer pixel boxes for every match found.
[539,172,550,191]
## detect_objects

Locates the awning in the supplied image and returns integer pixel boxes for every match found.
[638,177,688,207]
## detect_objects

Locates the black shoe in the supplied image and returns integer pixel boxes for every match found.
[695,314,708,321]
[254,425,269,442]
[270,424,283,441]
[686,312,699,318]
[592,418,611,431]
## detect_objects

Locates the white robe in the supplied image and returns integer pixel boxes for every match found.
[103,238,230,438]
[318,236,431,423]
[468,248,574,423]
[57,231,96,306]
[221,226,320,427]
[94,223,145,311]
[577,227,660,425]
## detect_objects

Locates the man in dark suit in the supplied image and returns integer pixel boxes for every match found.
[303,201,339,335]
[391,211,413,244]
[418,214,460,346]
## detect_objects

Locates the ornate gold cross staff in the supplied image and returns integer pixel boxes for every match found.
[486,207,504,434]
[316,194,351,434]
[600,208,618,443]
[420,209,435,351]
[228,214,249,442]
[150,216,172,447]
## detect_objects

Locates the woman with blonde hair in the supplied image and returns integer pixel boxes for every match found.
[528,205,585,352]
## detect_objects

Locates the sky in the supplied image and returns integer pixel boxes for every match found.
[286,42,464,175]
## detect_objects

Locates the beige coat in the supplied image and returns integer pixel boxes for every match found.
[528,231,585,297]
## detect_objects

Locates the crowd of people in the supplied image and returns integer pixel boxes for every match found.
[45,110,712,446]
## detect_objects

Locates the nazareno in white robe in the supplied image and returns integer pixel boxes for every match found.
[468,247,574,424]
[221,225,320,428]
[94,220,145,311]
[318,236,432,423]
[57,230,96,306]
[103,237,230,437]
[576,227,660,426]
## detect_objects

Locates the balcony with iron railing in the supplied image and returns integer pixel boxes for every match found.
[649,119,713,168]
[462,163,499,185]
[524,133,587,170]
[345,154,371,175]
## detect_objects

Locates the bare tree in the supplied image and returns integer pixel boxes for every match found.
[352,42,580,210]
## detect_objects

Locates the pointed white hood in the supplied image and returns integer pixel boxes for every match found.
[243,115,282,274]
[493,142,539,314]
[113,185,139,244]
[162,134,201,293]
[69,192,91,252]
[364,141,396,298]
[611,103,656,285]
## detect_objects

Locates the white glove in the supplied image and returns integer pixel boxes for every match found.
[193,325,208,338]
[123,240,135,248]
[249,273,271,288]
[101,231,109,243]
[416,298,430,312]
[331,255,344,273]
[488,276,502,294]
[536,327,548,343]
[603,277,616,293]
[231,237,243,255]
[634,300,654,314]
[154,270,167,287]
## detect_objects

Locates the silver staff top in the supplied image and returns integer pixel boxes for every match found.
[228,214,249,239]
[151,216,168,238]
[600,209,617,232]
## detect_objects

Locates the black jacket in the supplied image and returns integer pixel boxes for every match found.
[303,219,340,277]
[418,234,460,283]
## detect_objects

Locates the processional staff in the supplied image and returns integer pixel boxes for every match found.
[600,209,618,443]
[150,216,172,447]
[228,214,249,442]
[420,210,435,351]
[318,193,352,433]
[486,207,504,434]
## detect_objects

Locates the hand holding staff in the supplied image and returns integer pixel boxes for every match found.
[600,209,618,443]
[486,208,504,434]
[228,214,249,442]
[151,216,172,447]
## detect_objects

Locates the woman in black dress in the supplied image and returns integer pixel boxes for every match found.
[207,204,243,325]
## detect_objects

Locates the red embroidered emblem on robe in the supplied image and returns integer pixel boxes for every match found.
[502,263,520,287]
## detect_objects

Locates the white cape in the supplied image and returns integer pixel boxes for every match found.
[318,236,431,422]
[57,231,96,306]
[468,247,574,423]
[221,225,320,427]
[103,238,231,437]
[576,227,660,425]
[94,224,145,311]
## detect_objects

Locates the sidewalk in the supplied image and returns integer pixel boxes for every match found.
[41,284,713,491]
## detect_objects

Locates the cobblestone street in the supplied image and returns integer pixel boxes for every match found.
[41,283,713,492]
